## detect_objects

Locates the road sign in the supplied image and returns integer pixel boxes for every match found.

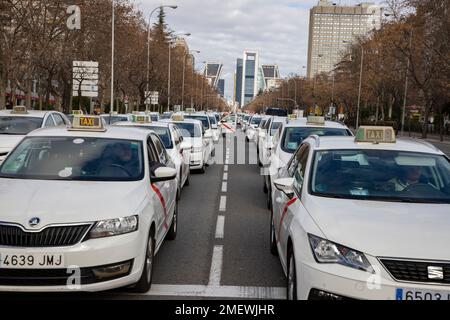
[73,61,99,98]
[145,91,159,105]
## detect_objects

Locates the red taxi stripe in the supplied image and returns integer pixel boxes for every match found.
[222,123,236,133]
[151,184,169,230]
[277,197,298,243]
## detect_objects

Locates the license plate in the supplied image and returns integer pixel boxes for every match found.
[0,253,64,269]
[396,288,450,300]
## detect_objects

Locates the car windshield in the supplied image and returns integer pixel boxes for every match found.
[251,117,262,125]
[215,114,220,122]
[209,116,217,125]
[0,137,144,181]
[282,127,350,153]
[101,115,128,124]
[310,150,450,204]
[271,122,282,136]
[185,115,210,130]
[175,123,201,138]
[0,117,43,135]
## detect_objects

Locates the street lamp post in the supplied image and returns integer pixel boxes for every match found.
[401,28,413,136]
[110,0,115,114]
[167,32,191,112]
[343,40,364,129]
[182,50,200,111]
[146,5,177,112]
[200,61,206,110]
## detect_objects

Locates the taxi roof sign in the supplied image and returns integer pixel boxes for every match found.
[72,110,84,115]
[172,113,185,122]
[70,115,106,132]
[307,116,325,125]
[11,106,28,114]
[288,114,298,120]
[185,108,195,114]
[356,126,396,144]
[132,114,151,123]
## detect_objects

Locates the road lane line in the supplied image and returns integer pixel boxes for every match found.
[215,216,225,239]
[219,195,227,211]
[143,285,286,299]
[224,165,228,172]
[221,181,227,193]
[223,172,228,181]
[208,245,223,286]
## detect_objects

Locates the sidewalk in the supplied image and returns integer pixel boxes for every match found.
[405,132,450,145]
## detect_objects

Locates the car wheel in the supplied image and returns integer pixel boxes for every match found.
[222,133,226,138]
[263,179,268,194]
[199,161,206,174]
[270,209,278,256]
[246,137,249,143]
[184,173,190,186]
[166,200,178,240]
[287,246,298,300]
[133,230,155,293]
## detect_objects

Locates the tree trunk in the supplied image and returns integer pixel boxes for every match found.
[25,79,32,109]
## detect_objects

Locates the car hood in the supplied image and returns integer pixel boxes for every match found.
[0,135,24,152]
[0,179,147,228]
[305,196,450,260]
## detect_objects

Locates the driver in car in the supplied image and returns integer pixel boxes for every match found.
[388,166,423,191]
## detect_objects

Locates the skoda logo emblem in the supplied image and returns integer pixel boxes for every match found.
[28,217,41,228]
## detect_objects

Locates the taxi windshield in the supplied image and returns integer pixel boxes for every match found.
[146,127,172,149]
[282,127,350,153]
[101,115,128,124]
[184,115,210,130]
[175,123,201,138]
[271,122,282,136]
[0,117,43,135]
[310,150,450,204]
[250,117,262,125]
[0,137,144,181]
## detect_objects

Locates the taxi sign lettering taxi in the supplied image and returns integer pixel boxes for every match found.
[307,116,325,125]
[70,115,105,132]
[11,106,28,114]
[356,126,396,143]
[80,117,98,127]
[132,115,150,123]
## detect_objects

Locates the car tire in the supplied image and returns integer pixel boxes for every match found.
[199,161,206,174]
[222,133,226,138]
[246,137,249,143]
[263,179,268,194]
[270,210,278,256]
[184,174,190,186]
[133,230,155,293]
[287,246,298,300]
[166,200,178,241]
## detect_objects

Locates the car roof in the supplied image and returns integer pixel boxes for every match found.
[284,117,349,129]
[305,136,445,155]
[0,110,52,118]
[27,126,151,141]
[168,119,203,126]
[114,121,170,129]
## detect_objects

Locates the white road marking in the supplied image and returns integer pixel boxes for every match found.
[219,195,227,211]
[208,245,223,286]
[144,284,286,299]
[224,165,228,172]
[215,216,225,239]
[223,172,228,181]
[221,181,227,193]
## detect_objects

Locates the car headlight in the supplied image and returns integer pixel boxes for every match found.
[308,234,373,273]
[192,147,203,153]
[89,215,138,239]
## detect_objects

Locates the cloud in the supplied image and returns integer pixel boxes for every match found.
[136,0,384,101]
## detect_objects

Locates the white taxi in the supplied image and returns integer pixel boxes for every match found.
[208,114,221,143]
[183,111,215,158]
[270,127,450,300]
[0,106,69,163]
[258,116,285,167]
[168,115,210,174]
[0,115,179,292]
[245,115,263,143]
[115,115,191,194]
[264,116,352,209]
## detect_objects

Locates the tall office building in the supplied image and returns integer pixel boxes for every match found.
[204,63,223,88]
[307,0,381,78]
[234,59,243,107]
[262,65,281,91]
[241,50,260,107]
[218,79,225,98]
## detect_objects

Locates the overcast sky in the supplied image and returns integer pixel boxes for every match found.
[136,0,384,101]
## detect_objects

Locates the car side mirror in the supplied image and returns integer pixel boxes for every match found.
[274,177,295,198]
[151,166,177,183]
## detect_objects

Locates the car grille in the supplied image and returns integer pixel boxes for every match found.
[0,224,91,247]
[380,259,450,284]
